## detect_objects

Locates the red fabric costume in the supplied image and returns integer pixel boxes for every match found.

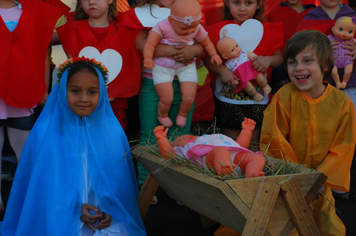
[57,18,141,100]
[0,0,61,108]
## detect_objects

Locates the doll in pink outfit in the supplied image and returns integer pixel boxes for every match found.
[328,16,356,89]
[143,0,222,128]
[216,31,271,101]
[154,118,265,177]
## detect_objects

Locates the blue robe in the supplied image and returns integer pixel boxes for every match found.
[1,66,146,236]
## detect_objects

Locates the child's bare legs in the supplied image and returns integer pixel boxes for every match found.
[155,83,174,127]
[244,81,264,101]
[7,127,30,162]
[233,152,265,177]
[341,64,353,89]
[332,66,342,89]
[205,147,236,176]
[176,82,197,128]
[255,73,271,94]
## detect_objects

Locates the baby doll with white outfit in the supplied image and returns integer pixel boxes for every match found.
[328,16,356,89]
[143,0,222,128]
[216,31,271,101]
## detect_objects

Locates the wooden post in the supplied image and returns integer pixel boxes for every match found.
[242,179,280,236]
[137,174,159,219]
[279,177,320,236]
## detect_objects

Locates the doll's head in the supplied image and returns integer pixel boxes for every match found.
[332,16,356,40]
[216,30,241,60]
[168,0,202,35]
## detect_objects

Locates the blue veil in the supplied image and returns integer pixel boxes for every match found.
[1,65,146,235]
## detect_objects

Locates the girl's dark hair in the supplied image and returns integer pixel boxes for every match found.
[283,30,334,80]
[74,1,118,25]
[67,63,99,83]
[223,0,265,22]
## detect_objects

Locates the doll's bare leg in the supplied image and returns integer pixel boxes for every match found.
[155,83,174,127]
[153,126,175,159]
[341,64,353,89]
[233,152,265,177]
[205,147,236,176]
[245,81,263,101]
[176,82,197,128]
[255,73,271,94]
[332,66,342,89]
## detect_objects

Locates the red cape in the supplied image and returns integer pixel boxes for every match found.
[0,0,61,108]
[118,8,146,30]
[57,19,142,98]
[40,0,70,15]
[295,19,336,35]
[265,5,314,50]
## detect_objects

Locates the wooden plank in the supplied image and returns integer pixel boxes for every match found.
[137,174,159,219]
[279,177,320,236]
[242,179,280,236]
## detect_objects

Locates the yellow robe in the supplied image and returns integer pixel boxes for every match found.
[260,83,356,236]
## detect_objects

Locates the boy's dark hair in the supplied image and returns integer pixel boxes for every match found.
[284,30,334,80]
[67,63,99,83]
[223,0,265,22]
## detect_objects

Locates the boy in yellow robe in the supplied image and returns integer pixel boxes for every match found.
[260,30,356,236]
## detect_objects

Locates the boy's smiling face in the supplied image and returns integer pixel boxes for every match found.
[287,47,327,98]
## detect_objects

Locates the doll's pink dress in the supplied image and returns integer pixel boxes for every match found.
[173,134,252,169]
[225,50,261,93]
[328,35,354,68]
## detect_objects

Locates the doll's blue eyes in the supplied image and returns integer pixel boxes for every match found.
[339,27,343,32]
[349,30,353,34]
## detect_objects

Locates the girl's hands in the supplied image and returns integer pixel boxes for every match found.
[81,204,102,231]
[251,55,271,72]
[220,67,239,88]
[170,45,198,64]
[96,212,112,229]
[343,40,356,60]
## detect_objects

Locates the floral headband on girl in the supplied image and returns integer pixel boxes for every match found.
[170,13,202,26]
[57,56,109,84]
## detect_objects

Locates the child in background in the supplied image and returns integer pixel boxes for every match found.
[122,0,204,187]
[203,0,283,151]
[0,0,61,213]
[57,0,141,132]
[260,30,356,236]
[1,57,146,236]
[143,0,222,128]
[264,0,315,93]
[296,0,356,201]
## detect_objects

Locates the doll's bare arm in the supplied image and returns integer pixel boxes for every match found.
[143,31,162,69]
[200,36,222,66]
[154,126,175,159]
[236,118,256,149]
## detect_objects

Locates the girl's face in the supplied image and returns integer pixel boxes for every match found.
[80,0,113,22]
[225,0,260,24]
[287,47,327,98]
[155,0,175,8]
[67,70,100,117]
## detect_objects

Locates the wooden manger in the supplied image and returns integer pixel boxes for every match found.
[133,147,327,236]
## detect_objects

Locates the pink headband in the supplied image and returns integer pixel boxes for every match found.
[170,14,202,25]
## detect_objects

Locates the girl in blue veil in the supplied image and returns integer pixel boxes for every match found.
[1,57,146,236]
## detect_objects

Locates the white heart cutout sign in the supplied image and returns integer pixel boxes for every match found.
[219,19,263,52]
[135,4,170,27]
[79,47,122,84]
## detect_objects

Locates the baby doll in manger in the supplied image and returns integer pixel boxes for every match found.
[216,31,271,101]
[154,118,266,177]
[143,0,222,128]
[328,16,356,89]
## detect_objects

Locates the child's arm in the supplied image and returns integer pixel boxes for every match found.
[343,38,356,60]
[251,49,283,72]
[142,31,162,70]
[203,54,239,88]
[200,36,222,66]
